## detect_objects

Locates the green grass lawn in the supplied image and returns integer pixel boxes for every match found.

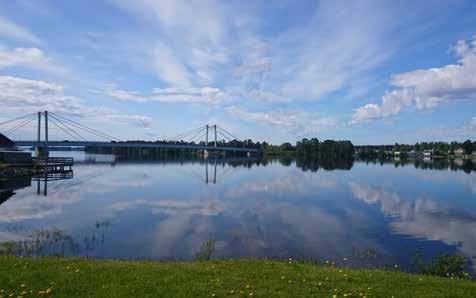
[0,257,475,297]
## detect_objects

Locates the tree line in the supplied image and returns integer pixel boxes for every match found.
[356,140,475,159]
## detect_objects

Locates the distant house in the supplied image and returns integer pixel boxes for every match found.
[454,148,465,155]
[393,151,400,156]
[0,133,14,149]
[423,150,432,157]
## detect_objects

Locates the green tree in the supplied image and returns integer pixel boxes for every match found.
[462,140,473,154]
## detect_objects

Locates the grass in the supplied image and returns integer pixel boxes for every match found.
[0,257,475,297]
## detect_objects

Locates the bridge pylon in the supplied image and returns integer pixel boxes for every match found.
[34,111,49,157]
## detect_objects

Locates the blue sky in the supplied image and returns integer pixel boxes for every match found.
[0,0,475,145]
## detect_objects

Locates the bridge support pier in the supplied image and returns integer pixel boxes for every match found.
[35,146,49,157]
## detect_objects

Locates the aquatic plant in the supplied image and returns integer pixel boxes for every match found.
[412,253,470,279]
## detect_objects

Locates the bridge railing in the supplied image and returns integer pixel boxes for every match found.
[32,157,74,165]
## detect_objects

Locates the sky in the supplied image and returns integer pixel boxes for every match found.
[0,0,475,145]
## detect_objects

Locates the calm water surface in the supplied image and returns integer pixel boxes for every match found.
[0,152,475,271]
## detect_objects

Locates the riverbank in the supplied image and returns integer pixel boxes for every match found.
[1,257,475,297]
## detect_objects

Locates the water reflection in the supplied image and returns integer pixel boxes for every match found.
[0,153,474,273]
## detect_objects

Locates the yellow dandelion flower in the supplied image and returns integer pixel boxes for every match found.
[333,295,337,298]
[281,276,285,280]
[20,284,26,288]
[211,294,216,297]
[46,288,52,294]
[318,282,322,286]
[75,269,80,273]
[230,290,235,294]
[249,293,254,296]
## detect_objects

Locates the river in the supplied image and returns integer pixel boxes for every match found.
[0,152,475,272]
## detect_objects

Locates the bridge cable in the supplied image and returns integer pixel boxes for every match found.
[216,130,233,143]
[171,126,206,140]
[48,114,88,141]
[3,116,36,135]
[180,127,207,143]
[50,112,119,141]
[0,113,36,127]
[217,126,238,140]
[170,125,207,141]
[190,130,208,144]
[48,116,87,141]
[50,112,120,142]
[185,128,206,143]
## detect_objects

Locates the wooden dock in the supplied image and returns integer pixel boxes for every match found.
[32,157,74,173]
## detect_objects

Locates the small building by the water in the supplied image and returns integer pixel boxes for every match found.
[423,150,432,157]
[0,151,32,164]
[0,133,32,164]
[0,133,14,150]
[454,148,465,155]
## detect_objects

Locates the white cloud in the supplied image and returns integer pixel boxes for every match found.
[0,46,64,74]
[112,0,230,88]
[0,75,152,129]
[351,35,476,124]
[102,114,152,128]
[101,85,228,105]
[110,0,396,107]
[350,182,476,270]
[0,16,40,43]
[226,106,337,135]
[152,42,193,87]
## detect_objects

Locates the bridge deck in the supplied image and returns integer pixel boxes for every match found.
[14,141,259,152]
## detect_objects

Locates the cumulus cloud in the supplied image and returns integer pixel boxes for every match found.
[102,85,228,105]
[351,35,476,124]
[0,16,40,43]
[0,75,152,129]
[350,182,476,270]
[226,106,337,135]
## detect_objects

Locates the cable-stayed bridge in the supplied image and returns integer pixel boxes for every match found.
[0,111,259,154]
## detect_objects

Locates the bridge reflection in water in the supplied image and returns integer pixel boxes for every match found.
[0,157,261,204]
[0,170,74,202]
[33,171,74,196]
